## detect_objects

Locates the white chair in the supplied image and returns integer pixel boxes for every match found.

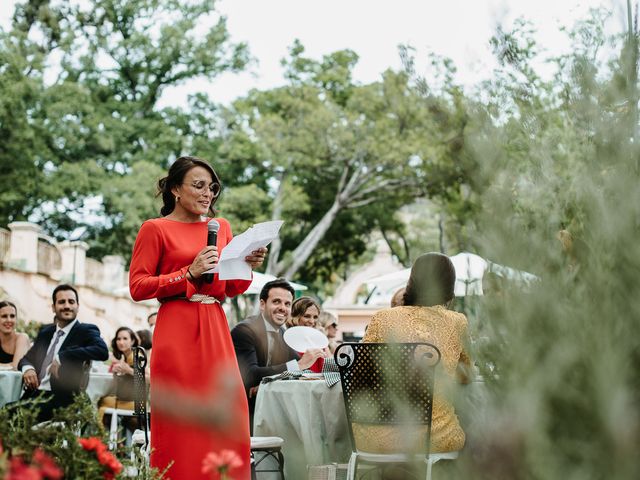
[346,450,459,480]
[123,428,151,477]
[250,436,285,479]
[103,407,136,449]
[105,346,150,450]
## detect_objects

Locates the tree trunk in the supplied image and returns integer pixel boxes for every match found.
[265,170,286,276]
[279,197,343,279]
[438,213,446,254]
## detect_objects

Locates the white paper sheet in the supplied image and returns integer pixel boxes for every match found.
[212,220,284,280]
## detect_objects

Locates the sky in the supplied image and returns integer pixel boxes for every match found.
[160,0,625,107]
[0,0,627,108]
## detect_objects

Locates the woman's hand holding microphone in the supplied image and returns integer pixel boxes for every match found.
[187,246,218,281]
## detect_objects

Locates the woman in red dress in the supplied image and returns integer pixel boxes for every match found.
[129,156,266,479]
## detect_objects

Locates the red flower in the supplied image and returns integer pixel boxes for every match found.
[202,449,243,478]
[31,448,63,480]
[77,437,122,477]
[8,456,42,480]
[78,437,106,453]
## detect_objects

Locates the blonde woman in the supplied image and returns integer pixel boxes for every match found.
[286,296,320,328]
[287,296,325,372]
[317,311,339,354]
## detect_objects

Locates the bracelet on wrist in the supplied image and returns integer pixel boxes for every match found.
[187,268,195,281]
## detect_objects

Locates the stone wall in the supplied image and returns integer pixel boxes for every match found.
[0,222,158,342]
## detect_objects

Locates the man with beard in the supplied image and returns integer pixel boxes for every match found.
[231,278,326,422]
[18,284,109,422]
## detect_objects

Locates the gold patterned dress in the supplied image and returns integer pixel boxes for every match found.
[354,305,472,453]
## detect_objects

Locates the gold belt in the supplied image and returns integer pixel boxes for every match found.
[189,294,220,304]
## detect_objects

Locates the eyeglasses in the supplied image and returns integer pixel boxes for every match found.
[183,181,221,198]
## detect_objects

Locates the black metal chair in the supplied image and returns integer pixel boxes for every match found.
[132,346,149,443]
[334,342,457,480]
[105,346,149,450]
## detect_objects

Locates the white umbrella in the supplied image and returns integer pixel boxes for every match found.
[245,271,308,295]
[449,252,487,296]
[364,252,536,304]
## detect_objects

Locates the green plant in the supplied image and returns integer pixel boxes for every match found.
[0,395,164,479]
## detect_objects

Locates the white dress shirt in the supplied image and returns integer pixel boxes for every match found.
[22,319,78,391]
[262,315,299,372]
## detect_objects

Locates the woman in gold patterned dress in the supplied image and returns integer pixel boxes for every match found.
[355,252,473,453]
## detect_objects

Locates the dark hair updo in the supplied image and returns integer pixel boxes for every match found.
[157,156,222,217]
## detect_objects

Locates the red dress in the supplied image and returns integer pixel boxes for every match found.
[129,217,251,479]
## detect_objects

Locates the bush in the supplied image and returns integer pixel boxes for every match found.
[0,395,164,479]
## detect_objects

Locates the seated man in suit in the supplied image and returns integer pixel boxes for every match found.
[231,278,326,418]
[18,284,109,422]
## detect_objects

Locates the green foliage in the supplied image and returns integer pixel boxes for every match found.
[217,184,272,235]
[0,0,249,258]
[16,317,42,341]
[0,394,164,479]
[452,9,640,479]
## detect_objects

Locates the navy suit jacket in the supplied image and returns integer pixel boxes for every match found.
[18,321,109,397]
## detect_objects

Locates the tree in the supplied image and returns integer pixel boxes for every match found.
[456,8,640,479]
[217,41,471,283]
[0,0,249,259]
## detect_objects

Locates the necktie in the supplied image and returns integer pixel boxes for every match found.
[266,331,279,366]
[39,330,65,382]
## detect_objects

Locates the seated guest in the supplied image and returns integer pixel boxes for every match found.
[390,287,406,307]
[286,296,320,328]
[0,300,30,370]
[98,327,143,428]
[355,253,473,454]
[136,328,152,358]
[146,312,157,332]
[17,284,109,422]
[287,297,323,372]
[317,311,340,353]
[231,278,326,417]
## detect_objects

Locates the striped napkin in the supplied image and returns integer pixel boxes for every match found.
[322,357,341,388]
[261,371,303,384]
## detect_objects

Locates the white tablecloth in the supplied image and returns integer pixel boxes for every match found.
[86,373,114,404]
[0,370,23,407]
[0,371,114,407]
[253,378,351,480]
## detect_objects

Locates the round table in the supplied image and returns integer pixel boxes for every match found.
[0,370,23,407]
[0,370,114,407]
[253,378,351,480]
[86,372,115,404]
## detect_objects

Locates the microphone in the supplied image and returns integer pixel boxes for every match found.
[203,220,220,283]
